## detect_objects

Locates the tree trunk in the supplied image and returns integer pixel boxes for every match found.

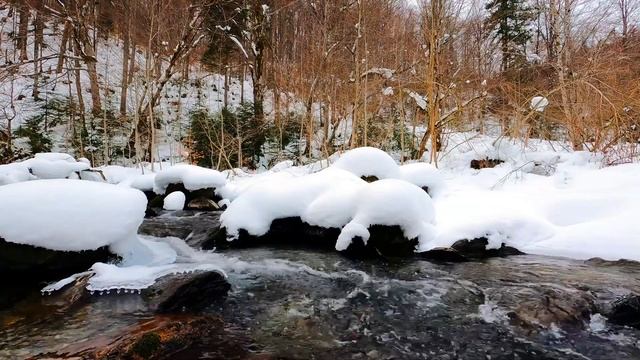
[119,4,130,117]
[17,3,29,61]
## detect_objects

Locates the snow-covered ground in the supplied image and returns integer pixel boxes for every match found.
[1,132,639,294]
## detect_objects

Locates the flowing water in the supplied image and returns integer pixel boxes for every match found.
[1,211,640,359]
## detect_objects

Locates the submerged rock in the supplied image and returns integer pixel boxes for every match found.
[61,315,250,360]
[508,287,596,330]
[144,271,231,314]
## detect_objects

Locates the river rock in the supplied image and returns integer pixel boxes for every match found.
[144,271,231,313]
[470,158,504,169]
[605,294,640,329]
[499,286,596,330]
[204,217,419,258]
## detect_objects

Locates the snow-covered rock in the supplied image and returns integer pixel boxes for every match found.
[335,179,436,251]
[163,191,186,211]
[153,164,226,195]
[220,167,436,253]
[0,179,164,263]
[0,153,91,184]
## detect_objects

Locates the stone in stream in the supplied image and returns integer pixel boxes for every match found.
[494,286,597,330]
[605,294,640,329]
[144,270,231,313]
[151,183,222,211]
[40,315,252,360]
[420,238,524,262]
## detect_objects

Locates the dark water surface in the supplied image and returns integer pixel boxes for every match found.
[1,211,639,359]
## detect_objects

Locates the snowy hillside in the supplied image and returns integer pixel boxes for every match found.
[0,7,253,161]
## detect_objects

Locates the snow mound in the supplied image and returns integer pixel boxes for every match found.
[163,191,186,210]
[0,163,34,185]
[119,173,156,192]
[398,162,445,196]
[331,147,401,179]
[0,153,91,185]
[153,164,226,194]
[220,167,436,251]
[335,179,436,251]
[0,179,162,263]
[22,158,90,179]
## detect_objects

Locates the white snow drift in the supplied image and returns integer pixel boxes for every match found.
[153,164,227,194]
[0,152,91,185]
[220,166,437,251]
[0,179,173,266]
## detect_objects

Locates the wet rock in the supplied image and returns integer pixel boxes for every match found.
[504,287,596,330]
[606,294,640,329]
[420,248,470,262]
[470,158,504,169]
[451,238,524,259]
[0,237,115,282]
[139,211,223,248]
[187,197,221,211]
[164,183,221,209]
[144,271,231,313]
[204,217,419,258]
[585,257,640,268]
[71,315,251,360]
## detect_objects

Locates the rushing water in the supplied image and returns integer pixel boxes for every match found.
[1,211,640,359]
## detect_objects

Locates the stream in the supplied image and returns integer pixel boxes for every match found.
[1,211,640,359]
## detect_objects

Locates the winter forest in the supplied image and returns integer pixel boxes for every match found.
[1,0,640,359]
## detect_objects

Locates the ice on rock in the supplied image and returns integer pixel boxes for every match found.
[153,164,227,194]
[163,191,186,210]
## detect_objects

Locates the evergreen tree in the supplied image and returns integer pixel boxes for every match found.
[485,0,533,71]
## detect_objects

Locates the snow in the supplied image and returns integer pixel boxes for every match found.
[153,164,227,194]
[334,179,436,251]
[531,96,549,112]
[0,179,153,256]
[220,167,436,252]
[0,153,91,185]
[398,162,445,195]
[163,191,186,210]
[22,158,90,179]
[331,147,401,179]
